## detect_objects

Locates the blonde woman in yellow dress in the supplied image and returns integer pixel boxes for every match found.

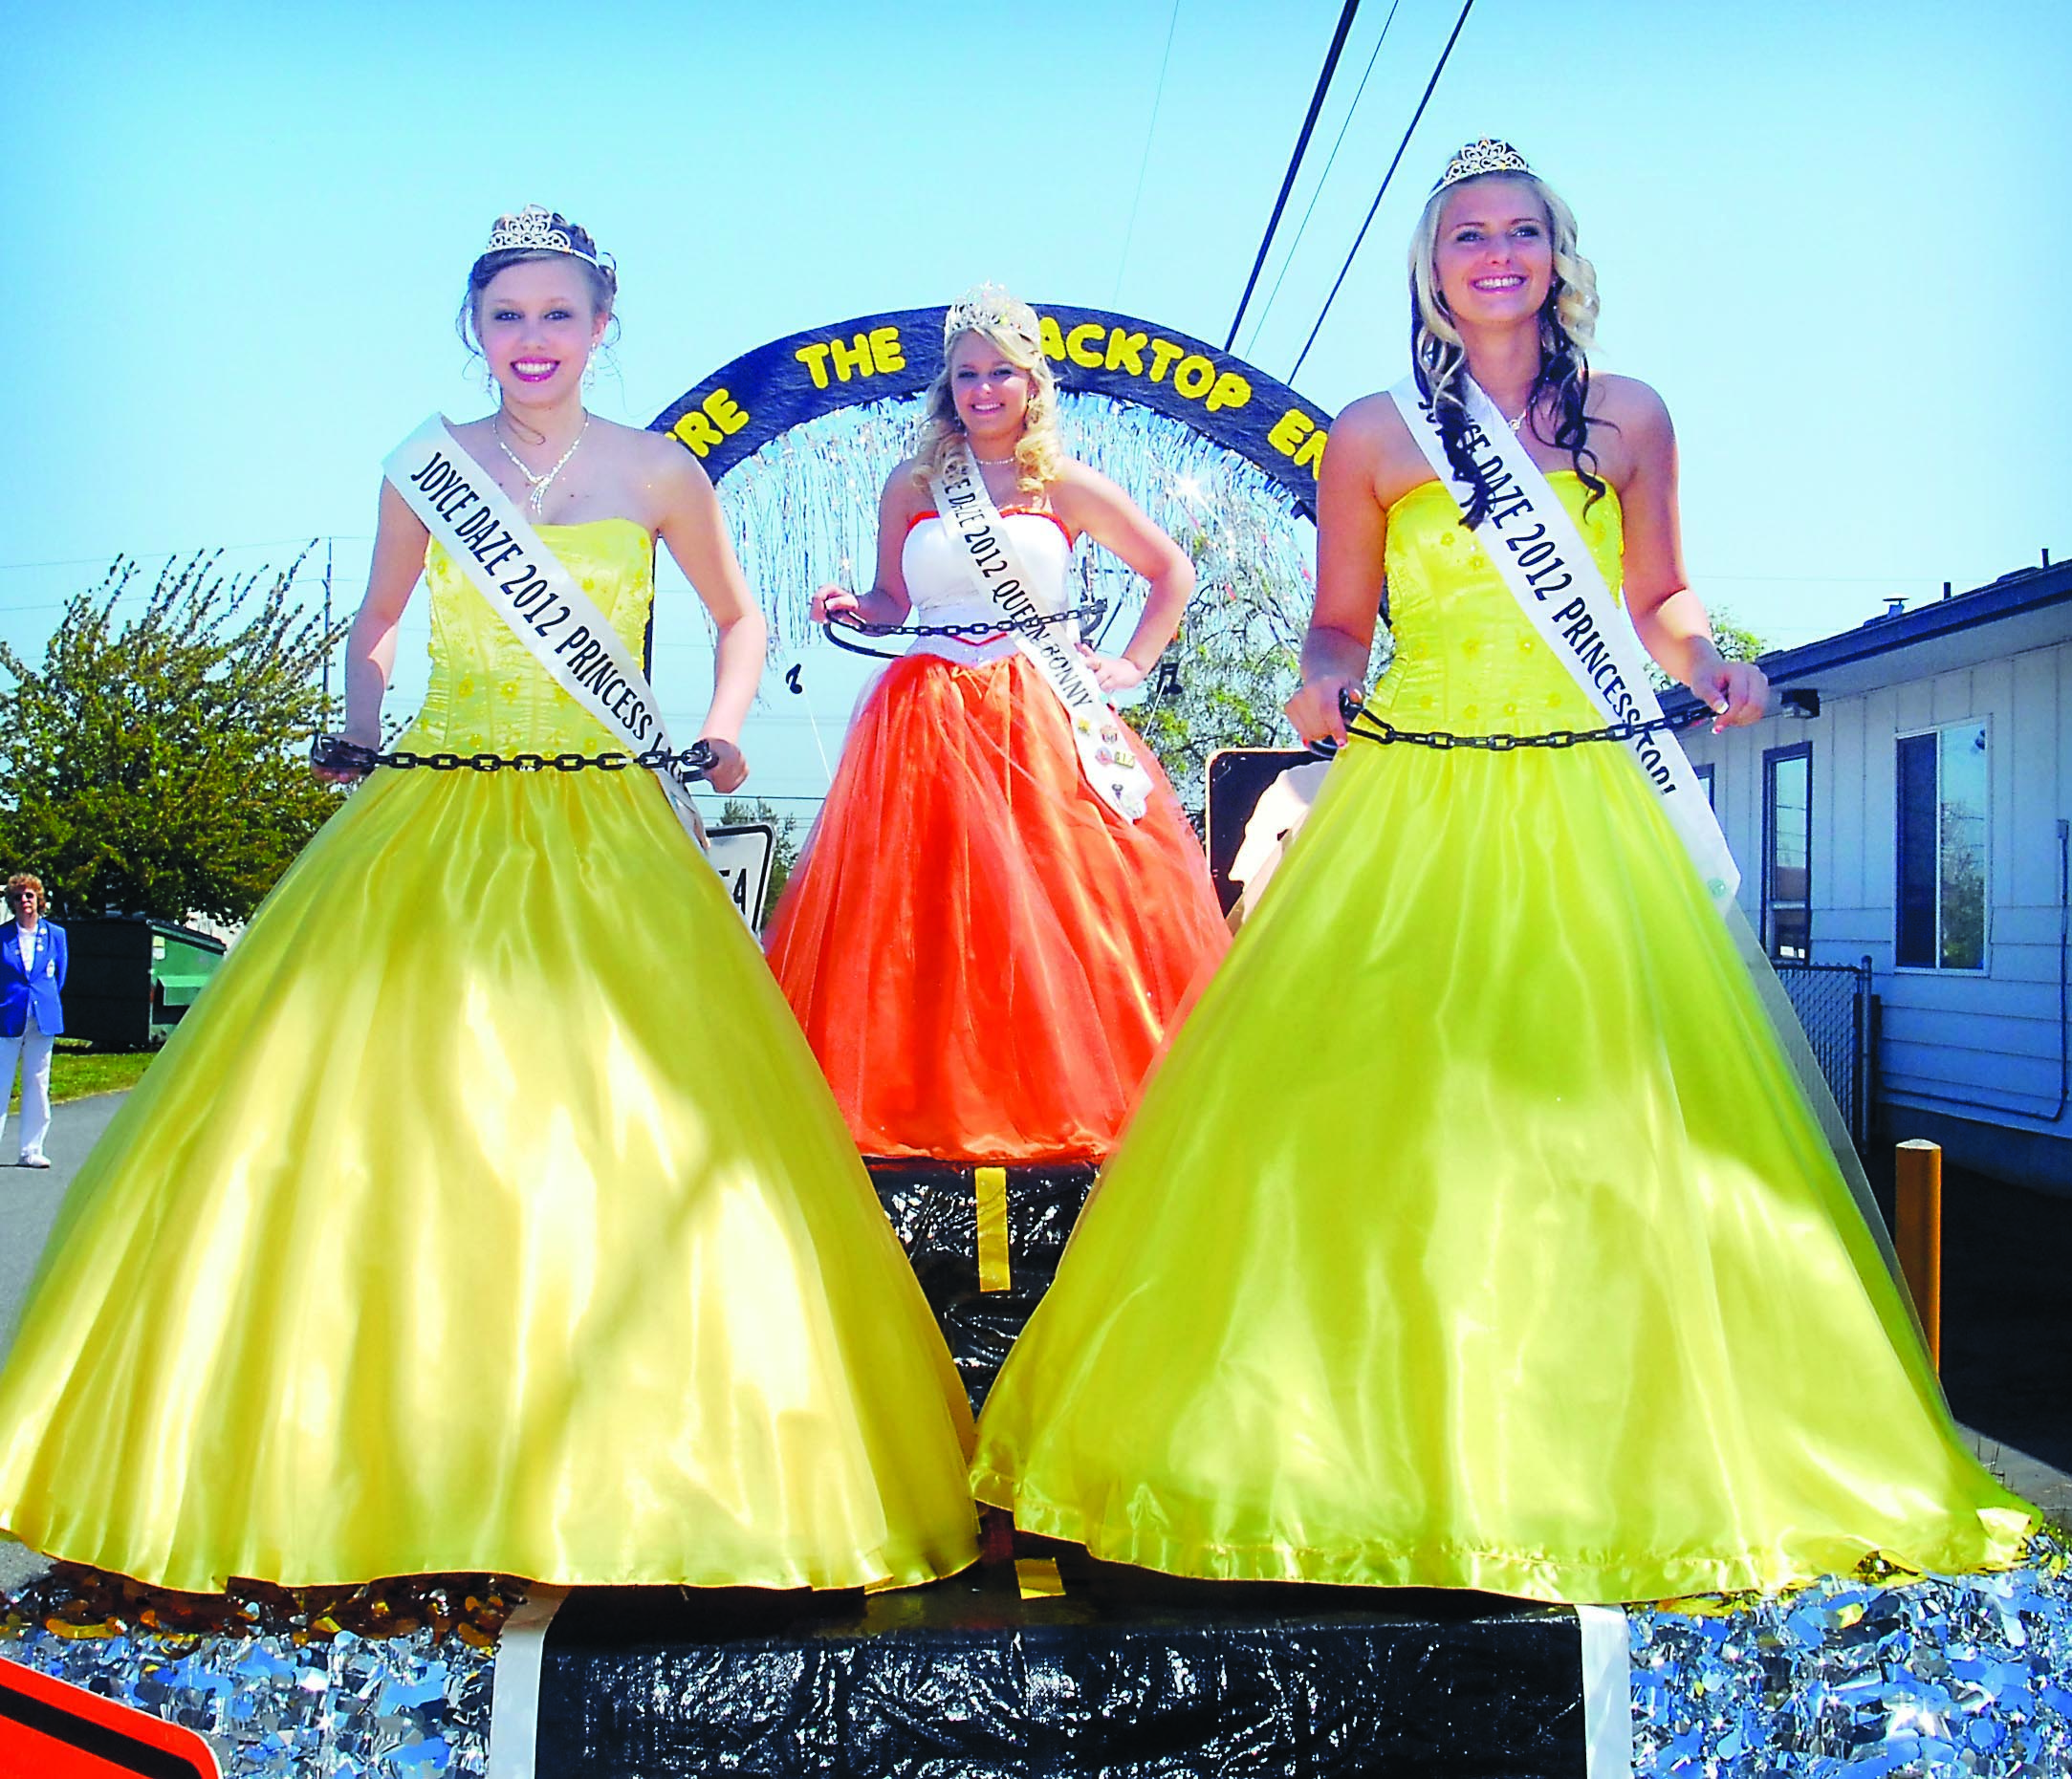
[0,207,977,1595]
[971,143,2035,1602]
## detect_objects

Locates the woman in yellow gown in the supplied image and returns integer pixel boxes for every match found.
[0,207,977,1595]
[971,143,2035,1603]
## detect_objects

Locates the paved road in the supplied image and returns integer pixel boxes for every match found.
[0,1092,127,1593]
[0,1092,126,1366]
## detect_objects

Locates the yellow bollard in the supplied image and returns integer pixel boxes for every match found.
[1894,1139,1942,1370]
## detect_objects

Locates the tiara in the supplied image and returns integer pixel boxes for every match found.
[943,282,1042,352]
[1432,138,1534,192]
[482,205,612,271]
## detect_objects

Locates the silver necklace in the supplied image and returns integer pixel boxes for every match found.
[494,411,590,516]
[973,452,1018,466]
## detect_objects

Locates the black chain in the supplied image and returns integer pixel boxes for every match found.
[1313,693,1712,758]
[311,735,716,779]
[825,600,1107,662]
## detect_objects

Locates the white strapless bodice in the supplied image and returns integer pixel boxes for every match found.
[899,510,1075,663]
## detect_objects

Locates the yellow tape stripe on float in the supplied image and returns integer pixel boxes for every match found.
[975,1166,1012,1292]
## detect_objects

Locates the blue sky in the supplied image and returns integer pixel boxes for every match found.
[4,0,2066,814]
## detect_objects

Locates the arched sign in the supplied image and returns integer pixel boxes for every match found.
[649,305,1334,519]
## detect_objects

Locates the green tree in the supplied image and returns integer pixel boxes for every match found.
[1645,604,1773,691]
[0,551,346,924]
[1710,608,1771,665]
[1125,482,1384,825]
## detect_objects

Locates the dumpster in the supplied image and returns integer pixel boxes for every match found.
[64,918,229,1049]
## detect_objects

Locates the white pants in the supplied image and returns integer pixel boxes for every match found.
[2,1012,54,1161]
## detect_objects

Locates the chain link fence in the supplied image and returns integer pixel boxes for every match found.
[1775,956,1876,1153]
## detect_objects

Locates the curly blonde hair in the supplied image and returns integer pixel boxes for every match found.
[913,293,1067,493]
[1407,168,1605,524]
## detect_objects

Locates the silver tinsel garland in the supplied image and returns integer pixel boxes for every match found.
[714,393,1319,662]
[6,1535,2066,1774]
[2,1615,495,1774]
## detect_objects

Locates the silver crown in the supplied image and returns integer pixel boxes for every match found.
[1432,138,1534,192]
[943,282,1042,352]
[483,205,610,270]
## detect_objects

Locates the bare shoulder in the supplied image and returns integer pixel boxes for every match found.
[446,413,498,451]
[608,418,701,478]
[600,425,713,540]
[1333,390,1407,443]
[1333,389,1429,507]
[881,457,930,517]
[1589,373,1672,436]
[1049,457,1129,521]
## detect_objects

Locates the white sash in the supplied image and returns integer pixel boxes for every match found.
[1388,377,1738,910]
[927,444,1153,822]
[382,415,706,847]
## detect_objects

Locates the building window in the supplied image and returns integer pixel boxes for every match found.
[1763,744,1812,962]
[1896,723,1988,970]
[1694,762,1715,809]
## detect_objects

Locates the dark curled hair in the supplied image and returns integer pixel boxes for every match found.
[454,212,619,355]
[1408,171,1609,529]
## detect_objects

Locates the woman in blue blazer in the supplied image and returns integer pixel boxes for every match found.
[1,874,66,1168]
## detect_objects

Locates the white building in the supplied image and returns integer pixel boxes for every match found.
[1672,557,2072,1191]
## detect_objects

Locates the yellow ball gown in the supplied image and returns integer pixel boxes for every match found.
[971,475,2035,1604]
[0,518,978,1595]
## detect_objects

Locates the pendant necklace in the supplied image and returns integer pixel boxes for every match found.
[495,411,590,516]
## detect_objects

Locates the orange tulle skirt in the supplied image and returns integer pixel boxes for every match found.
[766,652,1230,1162]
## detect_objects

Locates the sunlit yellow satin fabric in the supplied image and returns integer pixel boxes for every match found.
[0,518,977,1594]
[971,477,2034,1603]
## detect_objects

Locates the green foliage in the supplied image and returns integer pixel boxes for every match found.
[0,551,346,924]
[1124,488,1386,824]
[11,1038,158,1110]
[718,795,807,914]
[1130,633,1302,824]
[1646,603,1773,691]
[1125,500,1318,823]
[1710,608,1770,665]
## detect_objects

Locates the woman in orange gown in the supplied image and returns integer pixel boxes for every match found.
[764,287,1230,1163]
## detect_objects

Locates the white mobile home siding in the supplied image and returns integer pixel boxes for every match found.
[1681,628,2072,1148]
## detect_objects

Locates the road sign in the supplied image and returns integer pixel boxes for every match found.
[0,1657,221,1777]
[708,822,776,929]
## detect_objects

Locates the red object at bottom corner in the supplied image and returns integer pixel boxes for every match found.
[0,1657,221,1778]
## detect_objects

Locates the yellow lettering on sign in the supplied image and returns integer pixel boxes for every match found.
[1267,408,1329,478]
[1172,354,1216,401]
[1206,370,1251,413]
[672,410,726,456]
[796,332,897,390]
[1146,337,1186,382]
[795,342,835,389]
[1065,321,1107,370]
[868,325,905,374]
[704,388,750,435]
[1269,408,1316,454]
[1038,315,1067,362]
[829,333,874,382]
[1104,329,1148,374]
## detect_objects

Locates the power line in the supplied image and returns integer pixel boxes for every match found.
[1242,0,1403,360]
[1223,0,1363,351]
[1112,0,1185,305]
[1289,0,1474,385]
